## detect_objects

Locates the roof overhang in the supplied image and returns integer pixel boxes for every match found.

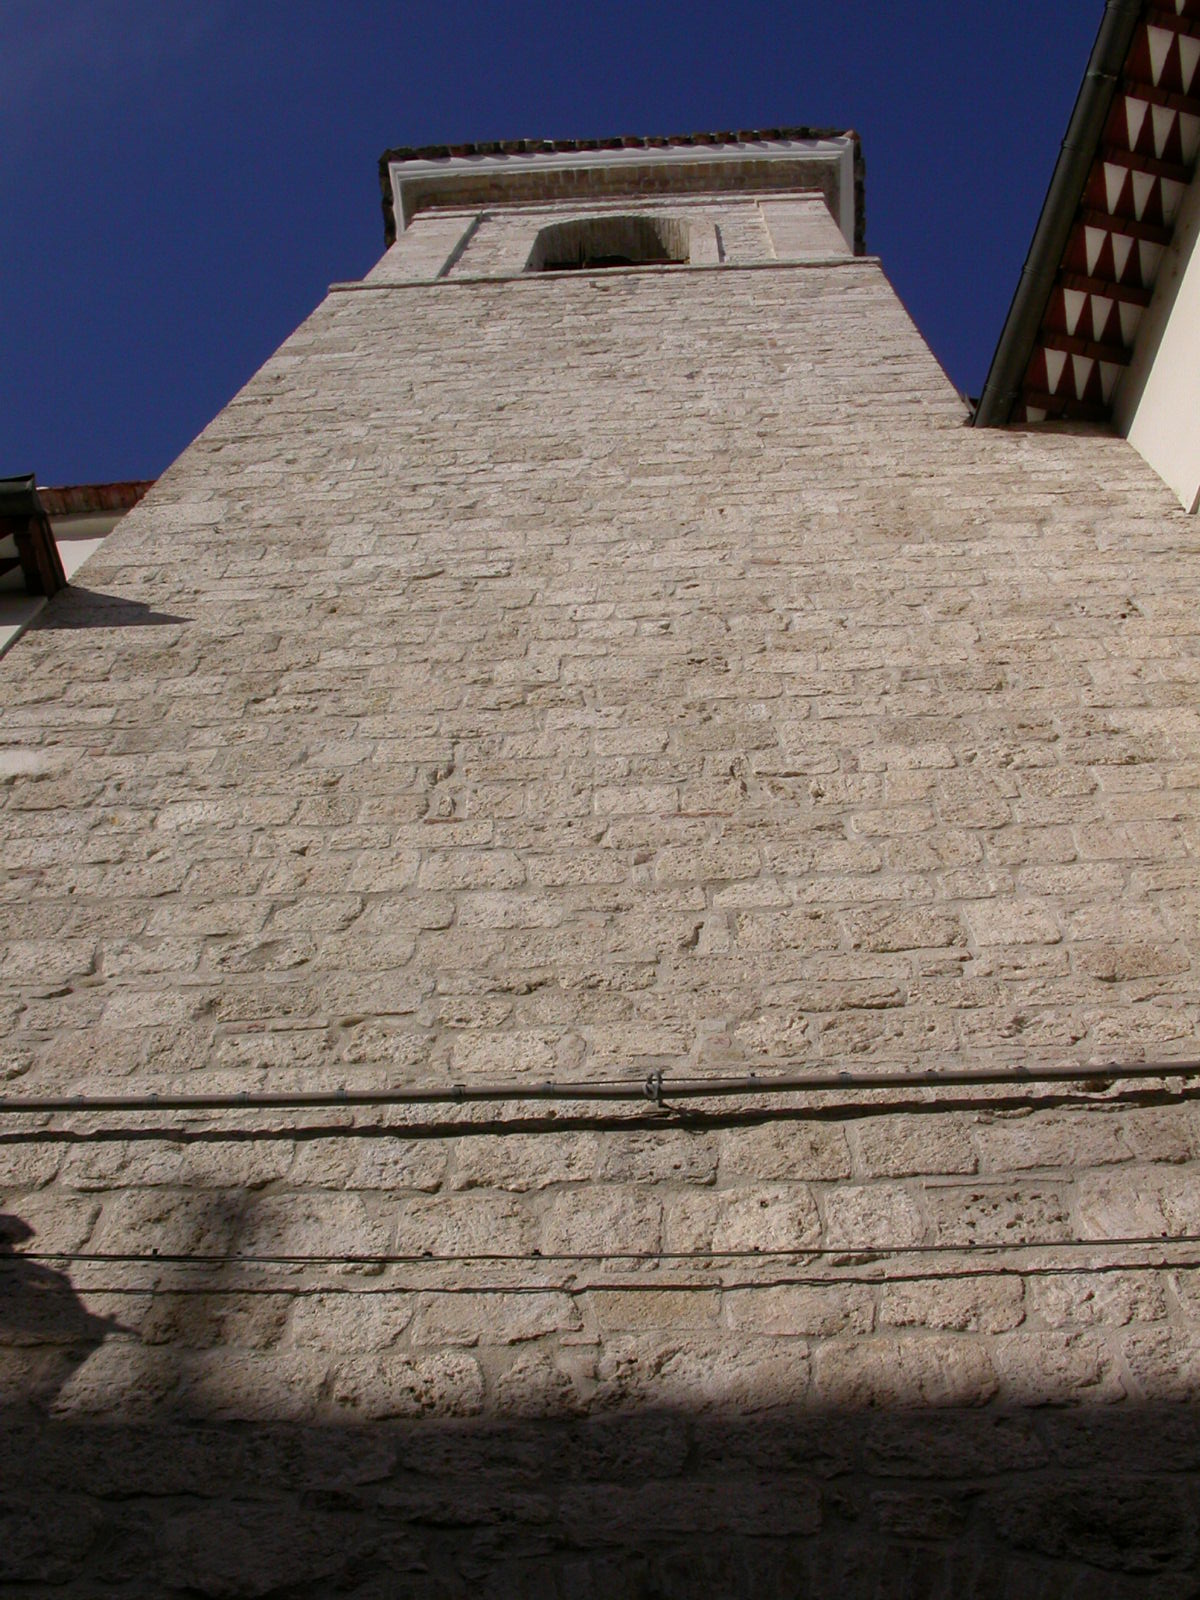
[0,474,66,599]
[975,0,1200,428]
[379,130,865,256]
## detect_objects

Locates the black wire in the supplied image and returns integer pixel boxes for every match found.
[9,1233,1196,1269]
[4,1083,1197,1147]
[17,1256,1199,1299]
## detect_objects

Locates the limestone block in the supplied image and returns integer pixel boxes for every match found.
[820,1183,925,1249]
[852,1116,977,1178]
[411,1288,580,1348]
[593,1333,809,1412]
[330,1351,484,1418]
[719,1121,853,1183]
[541,1187,662,1257]
[879,1276,1025,1335]
[724,1284,874,1337]
[991,1330,1124,1404]
[663,1184,820,1253]
[1031,1272,1168,1331]
[450,1131,598,1193]
[810,1334,998,1408]
[925,1182,1074,1247]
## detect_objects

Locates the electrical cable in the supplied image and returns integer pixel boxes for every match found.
[8,1241,1197,1297]
[9,1233,1198,1269]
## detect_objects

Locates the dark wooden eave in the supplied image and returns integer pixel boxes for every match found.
[0,475,66,598]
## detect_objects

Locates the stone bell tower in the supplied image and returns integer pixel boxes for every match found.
[373,131,861,279]
[6,123,1200,1595]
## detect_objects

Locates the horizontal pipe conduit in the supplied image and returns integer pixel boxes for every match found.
[0,1059,1198,1120]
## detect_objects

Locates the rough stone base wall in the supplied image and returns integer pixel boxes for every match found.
[4,1409,1197,1597]
[4,256,1200,1592]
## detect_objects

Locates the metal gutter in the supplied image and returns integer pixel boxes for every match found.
[1,1057,1197,1122]
[973,0,1146,427]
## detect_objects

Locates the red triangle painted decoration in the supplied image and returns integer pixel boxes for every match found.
[1092,297,1120,346]
[1044,288,1068,335]
[1126,27,1154,86]
[1077,357,1104,406]
[1090,230,1118,282]
[1162,34,1186,95]
[1121,96,1156,157]
[1146,176,1167,228]
[1160,110,1185,165]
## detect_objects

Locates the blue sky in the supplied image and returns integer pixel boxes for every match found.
[4,1,1101,485]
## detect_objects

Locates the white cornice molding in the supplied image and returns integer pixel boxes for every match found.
[387,138,859,252]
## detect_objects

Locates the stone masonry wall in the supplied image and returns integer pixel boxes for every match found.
[4,231,1200,1594]
[366,192,846,284]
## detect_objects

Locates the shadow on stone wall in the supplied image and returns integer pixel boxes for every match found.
[1,1201,1198,1600]
[4,1126,1200,1600]
[35,585,190,629]
[0,1213,122,1409]
[1,1399,1199,1597]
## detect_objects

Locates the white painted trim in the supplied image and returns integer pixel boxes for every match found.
[1113,164,1200,512]
[0,593,46,660]
[837,139,857,248]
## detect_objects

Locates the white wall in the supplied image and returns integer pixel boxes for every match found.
[1113,168,1200,514]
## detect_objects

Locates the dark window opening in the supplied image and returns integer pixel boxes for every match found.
[554,254,638,270]
[527,215,690,273]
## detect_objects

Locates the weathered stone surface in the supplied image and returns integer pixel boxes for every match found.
[286,1291,413,1353]
[1031,1272,1168,1331]
[594,1334,808,1412]
[972,1109,1130,1174]
[719,1121,853,1182]
[992,1331,1124,1404]
[821,1183,925,1249]
[410,1291,580,1347]
[663,1184,820,1253]
[810,1335,998,1408]
[0,1491,102,1584]
[330,1352,485,1418]
[449,1132,598,1192]
[879,1276,1025,1335]
[852,1116,977,1178]
[588,1288,721,1333]
[725,1284,874,1337]
[925,1182,1074,1246]
[988,1478,1192,1573]
[155,1504,353,1597]
[1,167,1200,1590]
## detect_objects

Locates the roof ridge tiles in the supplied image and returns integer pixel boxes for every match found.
[379,127,853,168]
